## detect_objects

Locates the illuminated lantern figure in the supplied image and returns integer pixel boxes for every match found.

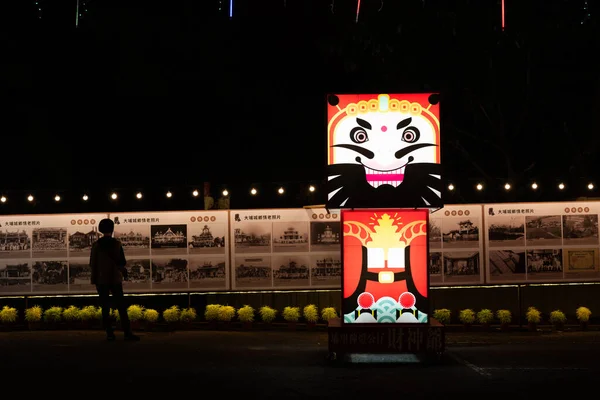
[342,210,429,323]
[354,292,378,323]
[326,93,441,209]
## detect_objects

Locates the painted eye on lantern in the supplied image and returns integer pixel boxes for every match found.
[401,127,420,143]
[350,127,369,144]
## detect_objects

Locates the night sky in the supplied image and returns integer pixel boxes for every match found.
[1,0,598,210]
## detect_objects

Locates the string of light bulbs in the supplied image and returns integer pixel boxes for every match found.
[0,185,319,204]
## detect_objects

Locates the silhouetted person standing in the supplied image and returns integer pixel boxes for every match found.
[90,218,140,341]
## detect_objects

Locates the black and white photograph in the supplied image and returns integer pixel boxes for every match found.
[0,261,31,293]
[488,249,526,283]
[150,224,188,256]
[526,249,563,281]
[234,256,272,288]
[309,221,341,252]
[151,258,188,290]
[123,259,151,291]
[488,215,526,248]
[234,222,272,254]
[189,256,227,289]
[525,215,562,246]
[441,218,480,249]
[68,227,101,257]
[563,248,600,280]
[114,225,151,256]
[272,255,310,287]
[272,221,309,253]
[68,259,95,293]
[310,253,341,287]
[429,252,442,285]
[428,219,442,249]
[562,215,599,246]
[188,223,226,255]
[0,229,31,259]
[32,260,68,292]
[32,227,68,258]
[443,252,481,283]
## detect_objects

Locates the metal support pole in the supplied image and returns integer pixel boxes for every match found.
[75,0,79,28]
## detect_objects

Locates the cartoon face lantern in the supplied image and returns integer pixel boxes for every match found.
[326,94,442,209]
[341,209,429,324]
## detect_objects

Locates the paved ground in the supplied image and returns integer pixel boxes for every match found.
[1,328,599,397]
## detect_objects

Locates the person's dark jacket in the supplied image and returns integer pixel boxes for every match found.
[90,236,127,285]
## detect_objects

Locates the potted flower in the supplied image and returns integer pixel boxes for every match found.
[283,306,300,329]
[204,304,221,329]
[62,306,81,329]
[459,309,476,330]
[259,306,277,328]
[321,307,338,325]
[576,306,591,330]
[433,308,451,325]
[25,305,43,330]
[237,305,255,329]
[180,307,197,329]
[0,306,19,330]
[79,306,97,329]
[496,309,511,331]
[476,309,494,330]
[303,304,319,329]
[43,306,63,329]
[549,310,567,331]
[163,306,181,330]
[218,305,236,329]
[127,305,144,331]
[142,308,159,331]
[526,307,541,331]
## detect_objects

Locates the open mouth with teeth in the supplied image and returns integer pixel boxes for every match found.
[364,166,406,188]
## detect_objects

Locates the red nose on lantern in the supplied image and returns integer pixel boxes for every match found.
[399,292,416,309]
[357,292,375,309]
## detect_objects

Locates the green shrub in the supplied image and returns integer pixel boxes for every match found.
[550,310,567,325]
[143,309,159,323]
[237,305,255,323]
[127,305,144,322]
[433,308,451,324]
[218,305,236,322]
[321,307,338,322]
[476,309,494,325]
[44,306,63,323]
[526,307,541,324]
[204,304,222,321]
[25,306,43,322]
[283,306,300,322]
[303,304,319,323]
[163,306,181,323]
[459,309,476,325]
[496,309,512,324]
[576,306,591,322]
[259,306,277,323]
[62,306,81,322]
[180,308,197,323]
[79,306,97,321]
[0,306,18,323]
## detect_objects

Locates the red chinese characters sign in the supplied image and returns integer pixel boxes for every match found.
[341,209,429,324]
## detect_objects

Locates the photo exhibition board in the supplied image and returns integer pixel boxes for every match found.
[108,210,230,293]
[341,209,429,324]
[428,204,485,286]
[325,93,442,209]
[484,202,600,284]
[230,208,341,290]
[0,213,108,295]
